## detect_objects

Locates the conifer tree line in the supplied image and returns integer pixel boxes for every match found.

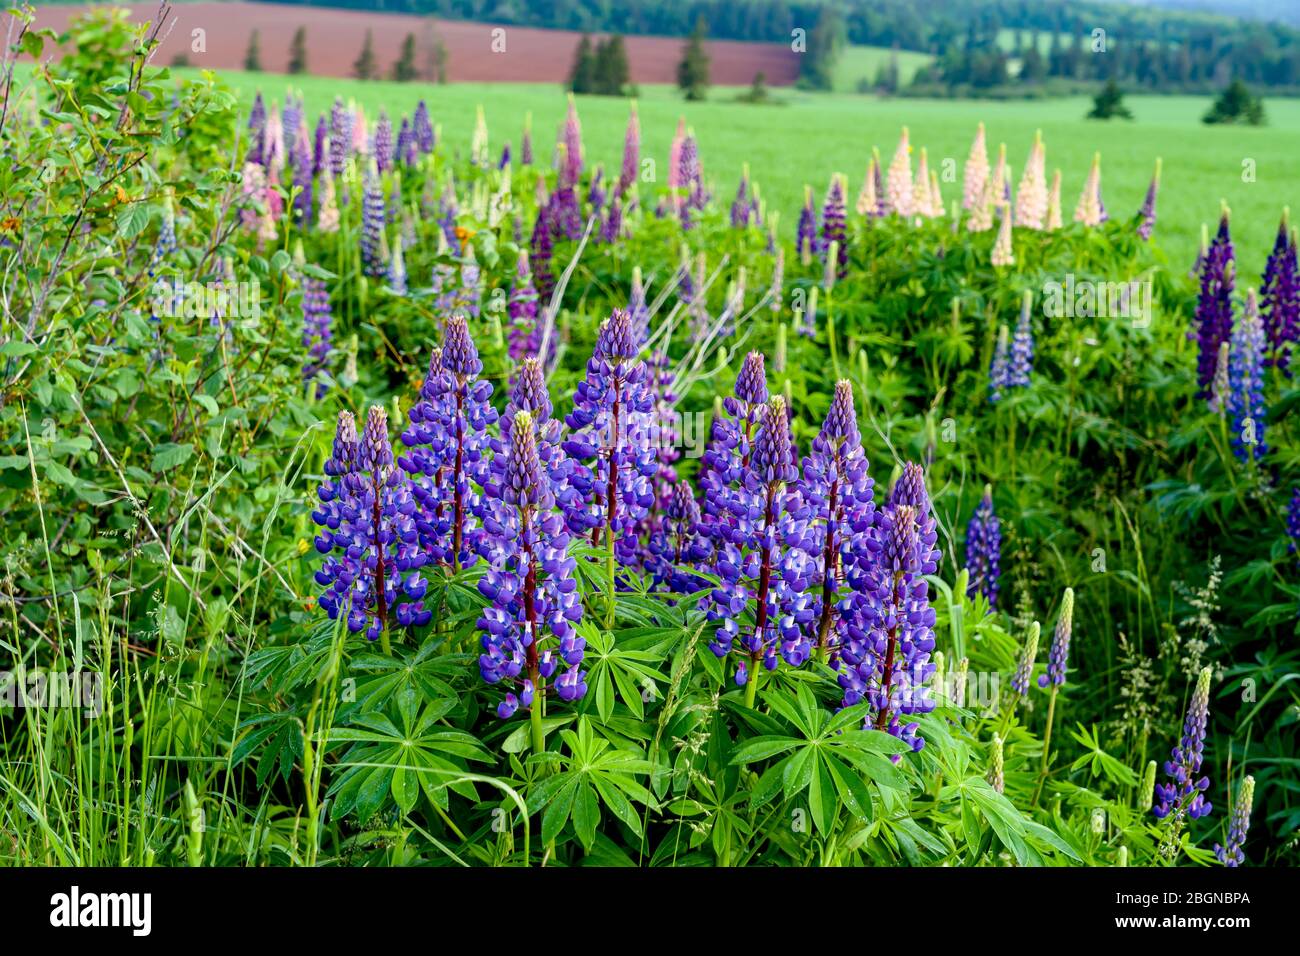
[254,0,1300,91]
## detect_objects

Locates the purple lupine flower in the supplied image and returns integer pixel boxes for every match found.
[699,351,769,536]
[1137,158,1160,241]
[1008,291,1034,387]
[731,168,751,229]
[645,481,711,593]
[290,128,313,225]
[520,117,533,166]
[249,92,266,134]
[499,142,511,169]
[1227,288,1268,464]
[413,100,434,153]
[562,96,583,187]
[1037,587,1074,687]
[373,111,393,173]
[587,165,606,214]
[312,407,432,639]
[456,248,482,319]
[1214,775,1254,867]
[628,268,650,348]
[398,316,498,570]
[386,169,403,226]
[795,186,816,262]
[281,96,301,153]
[476,408,585,718]
[1194,207,1236,399]
[600,196,622,245]
[507,251,541,362]
[312,115,327,177]
[150,195,177,270]
[677,134,706,229]
[964,485,1001,609]
[707,396,816,689]
[561,310,658,563]
[838,463,939,753]
[988,325,1010,403]
[396,118,415,168]
[1261,211,1299,374]
[299,258,334,398]
[798,381,876,661]
[328,97,351,178]
[617,105,639,198]
[1288,487,1300,559]
[387,235,407,295]
[1011,622,1040,699]
[1153,666,1213,822]
[820,174,848,279]
[360,163,385,277]
[548,177,583,241]
[529,205,555,302]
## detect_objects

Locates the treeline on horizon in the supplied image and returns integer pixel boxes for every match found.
[238,0,1300,92]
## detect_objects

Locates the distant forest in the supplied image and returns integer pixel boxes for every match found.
[245,0,1300,92]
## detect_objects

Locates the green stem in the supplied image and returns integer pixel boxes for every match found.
[1033,686,1058,806]
[605,526,616,628]
[530,687,546,755]
[743,656,761,708]
[826,286,841,380]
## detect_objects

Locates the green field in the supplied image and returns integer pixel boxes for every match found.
[831,43,934,93]
[181,67,1299,275]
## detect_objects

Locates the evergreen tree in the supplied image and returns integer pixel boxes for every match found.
[801,4,844,91]
[1087,80,1133,119]
[1203,78,1266,125]
[592,34,630,96]
[354,30,376,81]
[677,16,710,101]
[244,29,261,73]
[393,33,418,81]
[568,34,596,94]
[288,27,308,76]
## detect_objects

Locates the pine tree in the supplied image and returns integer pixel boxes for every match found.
[1087,80,1133,120]
[800,5,844,90]
[393,33,418,82]
[288,27,308,76]
[1203,79,1266,126]
[568,34,596,94]
[594,34,629,95]
[244,29,262,72]
[354,30,376,81]
[677,16,710,101]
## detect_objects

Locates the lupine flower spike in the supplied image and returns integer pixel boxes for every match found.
[962,122,988,212]
[1214,775,1254,867]
[1152,666,1214,823]
[886,126,913,218]
[965,485,1001,609]
[1073,153,1103,227]
[1137,158,1160,240]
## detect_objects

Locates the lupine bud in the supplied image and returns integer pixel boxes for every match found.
[962,123,988,212]
[1140,759,1158,812]
[1152,666,1213,822]
[796,185,816,264]
[374,111,393,173]
[413,100,434,153]
[617,102,639,197]
[820,173,847,277]
[1012,621,1040,699]
[360,162,385,277]
[991,205,1014,267]
[987,734,1005,794]
[1214,775,1254,867]
[1137,158,1160,241]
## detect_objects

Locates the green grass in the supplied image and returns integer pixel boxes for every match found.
[181,66,1300,275]
[831,44,934,93]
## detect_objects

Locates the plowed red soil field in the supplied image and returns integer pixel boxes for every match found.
[28,3,802,85]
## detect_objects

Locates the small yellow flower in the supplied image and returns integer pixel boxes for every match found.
[455,225,475,243]
[297,538,309,556]
[0,216,18,235]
